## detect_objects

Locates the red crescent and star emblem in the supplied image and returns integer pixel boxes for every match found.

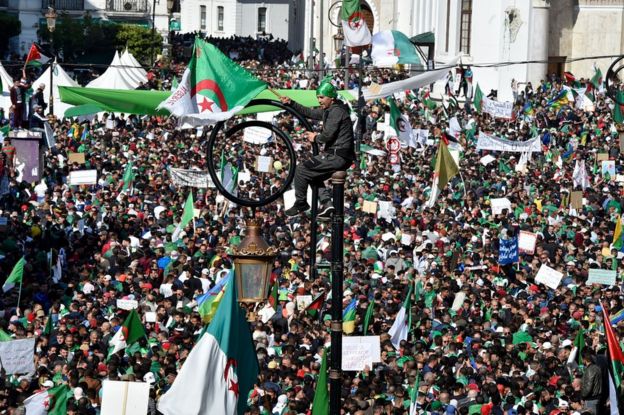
[191,80,228,113]
[348,12,364,30]
[224,358,240,399]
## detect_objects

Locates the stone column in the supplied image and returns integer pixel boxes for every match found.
[527,0,550,83]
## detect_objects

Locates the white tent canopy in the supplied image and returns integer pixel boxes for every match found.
[33,61,79,117]
[0,61,15,117]
[87,50,147,90]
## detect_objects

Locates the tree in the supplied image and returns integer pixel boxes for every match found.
[0,13,21,56]
[114,25,162,66]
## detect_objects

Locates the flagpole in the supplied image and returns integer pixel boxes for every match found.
[16,276,23,312]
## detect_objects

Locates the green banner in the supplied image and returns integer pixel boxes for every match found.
[58,86,355,116]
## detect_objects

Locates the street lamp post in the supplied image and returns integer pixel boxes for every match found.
[45,6,57,116]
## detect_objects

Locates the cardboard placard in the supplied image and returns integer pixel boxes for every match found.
[597,153,609,162]
[342,336,381,371]
[518,231,537,255]
[535,264,564,290]
[362,200,378,214]
[68,152,86,165]
[244,126,272,145]
[100,381,150,415]
[587,269,617,286]
[570,191,583,210]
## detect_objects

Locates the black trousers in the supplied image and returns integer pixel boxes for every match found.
[294,154,351,206]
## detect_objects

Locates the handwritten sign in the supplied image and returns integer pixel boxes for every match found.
[498,237,519,265]
[535,264,564,290]
[0,338,35,374]
[342,336,381,371]
[116,299,139,310]
[602,160,615,178]
[518,231,537,255]
[587,269,617,286]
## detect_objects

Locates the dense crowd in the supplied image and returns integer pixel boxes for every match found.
[0,36,622,415]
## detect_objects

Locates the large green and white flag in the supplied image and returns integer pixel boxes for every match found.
[425,139,459,208]
[172,192,195,242]
[371,30,420,67]
[158,38,266,127]
[158,270,259,415]
[3,257,25,292]
[23,383,71,415]
[341,0,372,47]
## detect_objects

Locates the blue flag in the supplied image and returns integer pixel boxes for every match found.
[498,237,519,265]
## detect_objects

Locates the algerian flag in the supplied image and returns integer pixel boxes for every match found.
[158,270,259,415]
[360,144,386,157]
[157,38,267,127]
[172,192,195,242]
[121,161,136,193]
[425,139,459,208]
[3,257,25,292]
[389,287,412,349]
[108,309,146,357]
[311,349,329,415]
[614,90,624,124]
[473,84,483,113]
[572,160,590,190]
[371,30,420,67]
[25,43,51,67]
[387,98,415,148]
[591,65,603,91]
[222,162,239,195]
[340,0,372,47]
[24,383,71,415]
[0,125,9,143]
[600,302,624,414]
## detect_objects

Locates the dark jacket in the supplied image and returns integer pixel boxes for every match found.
[581,362,602,400]
[290,100,355,161]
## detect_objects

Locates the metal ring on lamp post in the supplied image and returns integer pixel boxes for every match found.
[205,98,319,208]
[328,1,342,27]
[605,56,624,100]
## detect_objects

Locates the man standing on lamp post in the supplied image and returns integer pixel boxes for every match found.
[280,78,355,219]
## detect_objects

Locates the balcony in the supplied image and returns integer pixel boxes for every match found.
[106,0,148,13]
[41,0,84,10]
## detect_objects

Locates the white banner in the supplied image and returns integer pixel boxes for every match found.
[116,299,139,310]
[101,381,150,415]
[535,264,564,290]
[68,170,98,186]
[168,168,215,188]
[342,336,381,371]
[476,133,542,153]
[243,126,272,145]
[0,338,35,374]
[587,269,617,286]
[482,97,513,119]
